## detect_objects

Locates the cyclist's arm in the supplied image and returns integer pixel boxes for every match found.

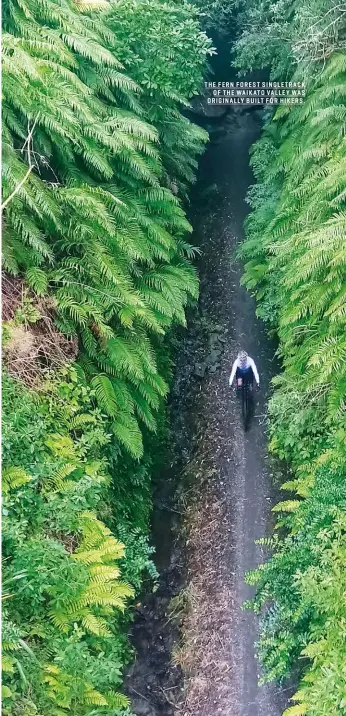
[229,359,239,386]
[249,358,260,385]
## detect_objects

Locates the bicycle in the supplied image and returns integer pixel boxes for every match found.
[237,376,254,431]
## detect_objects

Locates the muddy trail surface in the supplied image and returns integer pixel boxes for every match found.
[125,109,288,716]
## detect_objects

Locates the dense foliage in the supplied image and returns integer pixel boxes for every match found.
[2,0,212,712]
[236,1,346,714]
[3,370,136,714]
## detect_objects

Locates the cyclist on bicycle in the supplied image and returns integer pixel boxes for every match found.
[229,350,260,390]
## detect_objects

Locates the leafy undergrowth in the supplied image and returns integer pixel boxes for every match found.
[236,1,346,714]
[3,369,138,714]
[1,0,214,712]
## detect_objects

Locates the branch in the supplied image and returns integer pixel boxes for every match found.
[1,165,33,212]
[1,113,40,212]
[21,113,40,164]
[308,2,346,33]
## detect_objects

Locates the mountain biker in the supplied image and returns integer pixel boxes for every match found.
[229,350,260,390]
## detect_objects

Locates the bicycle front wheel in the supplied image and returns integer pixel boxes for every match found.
[242,384,249,430]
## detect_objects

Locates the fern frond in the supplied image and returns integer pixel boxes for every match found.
[2,467,32,493]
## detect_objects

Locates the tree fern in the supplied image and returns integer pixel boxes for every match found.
[91,374,118,417]
[2,1,211,712]
[237,3,346,712]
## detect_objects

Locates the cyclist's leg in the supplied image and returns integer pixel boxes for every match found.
[235,367,243,390]
[241,368,252,389]
[245,367,254,391]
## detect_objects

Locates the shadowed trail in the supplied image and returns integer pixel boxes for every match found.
[175,109,288,716]
[125,109,288,716]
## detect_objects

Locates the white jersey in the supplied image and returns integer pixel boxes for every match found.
[229,356,260,386]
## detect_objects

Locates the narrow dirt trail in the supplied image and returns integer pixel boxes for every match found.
[125,109,288,716]
[176,110,288,716]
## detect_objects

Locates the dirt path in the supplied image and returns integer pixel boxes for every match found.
[125,109,288,716]
[175,110,288,716]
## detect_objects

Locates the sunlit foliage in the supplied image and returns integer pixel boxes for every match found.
[2,0,211,711]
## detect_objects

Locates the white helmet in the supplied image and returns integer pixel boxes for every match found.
[238,350,248,367]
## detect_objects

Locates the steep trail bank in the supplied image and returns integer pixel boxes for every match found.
[125,108,288,716]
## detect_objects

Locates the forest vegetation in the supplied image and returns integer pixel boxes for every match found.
[236,1,346,714]
[3,0,346,714]
[1,0,212,712]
